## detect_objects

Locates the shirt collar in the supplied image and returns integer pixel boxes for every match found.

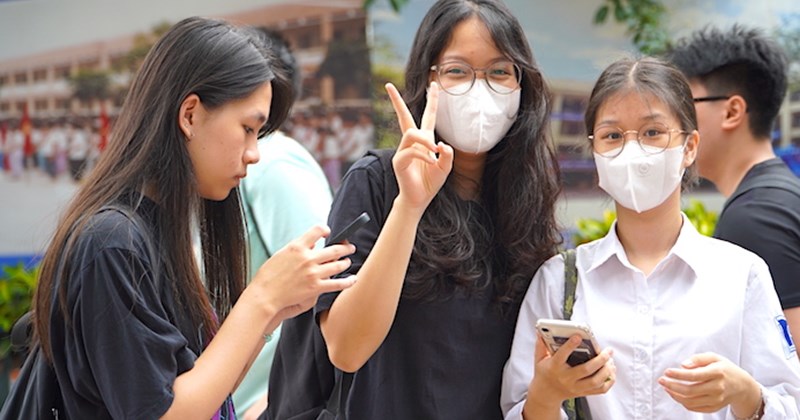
[585,213,703,276]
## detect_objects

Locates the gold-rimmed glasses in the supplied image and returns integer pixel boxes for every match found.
[589,122,688,158]
[430,60,521,96]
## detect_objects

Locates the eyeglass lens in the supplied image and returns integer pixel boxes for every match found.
[434,61,520,95]
[591,122,683,157]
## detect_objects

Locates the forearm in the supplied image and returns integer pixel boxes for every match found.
[161,293,277,419]
[321,197,423,372]
[730,379,763,420]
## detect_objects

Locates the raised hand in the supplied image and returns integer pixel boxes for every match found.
[250,225,357,323]
[385,82,454,212]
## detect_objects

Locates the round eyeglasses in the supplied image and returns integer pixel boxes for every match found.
[430,60,521,96]
[589,122,689,158]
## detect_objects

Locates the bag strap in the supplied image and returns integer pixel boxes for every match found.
[560,249,592,420]
[321,150,395,419]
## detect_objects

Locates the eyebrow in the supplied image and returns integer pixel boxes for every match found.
[595,113,667,127]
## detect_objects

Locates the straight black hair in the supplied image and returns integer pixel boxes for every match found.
[34,16,293,360]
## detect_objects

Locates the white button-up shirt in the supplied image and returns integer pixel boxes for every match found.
[502,215,800,419]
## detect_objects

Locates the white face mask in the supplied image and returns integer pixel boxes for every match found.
[435,81,520,154]
[594,142,686,213]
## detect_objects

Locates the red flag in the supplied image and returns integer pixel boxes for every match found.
[98,103,109,152]
[21,103,33,157]
[1,120,7,171]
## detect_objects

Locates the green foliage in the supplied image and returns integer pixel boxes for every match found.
[115,21,172,74]
[774,14,800,91]
[593,0,672,55]
[68,69,111,104]
[572,199,717,246]
[682,199,718,237]
[317,39,372,98]
[573,209,617,246]
[0,263,39,357]
[363,0,409,12]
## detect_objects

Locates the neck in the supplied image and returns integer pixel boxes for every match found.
[708,134,775,197]
[615,191,683,276]
[451,149,486,200]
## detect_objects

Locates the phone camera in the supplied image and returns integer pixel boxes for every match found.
[541,327,550,333]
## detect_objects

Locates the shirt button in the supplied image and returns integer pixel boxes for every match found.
[638,305,650,314]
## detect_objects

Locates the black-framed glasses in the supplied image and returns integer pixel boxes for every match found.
[589,122,689,158]
[430,60,521,96]
[693,95,730,103]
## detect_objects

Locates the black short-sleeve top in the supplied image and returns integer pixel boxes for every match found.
[715,158,800,309]
[315,151,518,420]
[48,199,234,419]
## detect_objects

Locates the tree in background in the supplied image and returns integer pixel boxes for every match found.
[775,14,800,91]
[68,69,110,109]
[593,0,671,55]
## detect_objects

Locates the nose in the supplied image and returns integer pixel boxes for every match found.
[621,129,640,142]
[244,139,260,165]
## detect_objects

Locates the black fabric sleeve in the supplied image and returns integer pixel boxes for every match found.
[314,153,391,318]
[63,222,197,418]
[715,190,800,309]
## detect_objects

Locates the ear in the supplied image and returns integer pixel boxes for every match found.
[178,93,201,139]
[721,95,747,131]
[682,130,699,168]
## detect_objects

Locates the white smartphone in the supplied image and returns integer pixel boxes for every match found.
[536,318,601,366]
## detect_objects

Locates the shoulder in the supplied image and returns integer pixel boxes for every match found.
[71,206,154,266]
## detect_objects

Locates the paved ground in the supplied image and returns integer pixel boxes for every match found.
[0,169,726,257]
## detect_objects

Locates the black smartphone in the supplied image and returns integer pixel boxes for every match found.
[328,212,370,244]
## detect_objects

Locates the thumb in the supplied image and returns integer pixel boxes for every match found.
[534,333,550,363]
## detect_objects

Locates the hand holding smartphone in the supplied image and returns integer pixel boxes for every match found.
[328,212,370,245]
[536,319,601,366]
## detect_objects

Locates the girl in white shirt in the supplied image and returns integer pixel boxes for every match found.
[501,57,800,419]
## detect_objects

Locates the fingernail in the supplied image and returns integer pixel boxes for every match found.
[681,359,694,368]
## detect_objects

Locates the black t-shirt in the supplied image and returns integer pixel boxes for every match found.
[48,199,234,419]
[314,152,517,420]
[715,158,800,309]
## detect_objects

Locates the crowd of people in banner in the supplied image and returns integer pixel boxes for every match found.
[0,108,374,190]
[0,114,111,183]
[285,109,375,190]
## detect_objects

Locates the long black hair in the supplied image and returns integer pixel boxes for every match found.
[33,17,293,360]
[402,0,561,312]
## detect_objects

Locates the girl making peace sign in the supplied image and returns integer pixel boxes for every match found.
[310,0,562,418]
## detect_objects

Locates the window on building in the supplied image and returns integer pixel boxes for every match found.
[14,72,28,84]
[0,102,10,112]
[33,68,47,82]
[34,99,48,111]
[56,98,71,111]
[54,65,71,79]
[792,112,800,128]
[78,58,100,71]
[15,101,26,112]
[790,89,800,103]
[0,73,8,86]
[559,95,588,136]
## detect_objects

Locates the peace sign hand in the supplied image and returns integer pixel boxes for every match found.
[385,82,454,213]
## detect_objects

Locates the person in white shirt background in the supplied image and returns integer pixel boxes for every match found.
[501,57,800,420]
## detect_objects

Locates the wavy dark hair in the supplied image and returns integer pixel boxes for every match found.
[402,0,562,312]
[585,57,699,188]
[33,16,293,361]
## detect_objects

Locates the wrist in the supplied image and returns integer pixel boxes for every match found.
[392,195,428,219]
[732,385,764,420]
